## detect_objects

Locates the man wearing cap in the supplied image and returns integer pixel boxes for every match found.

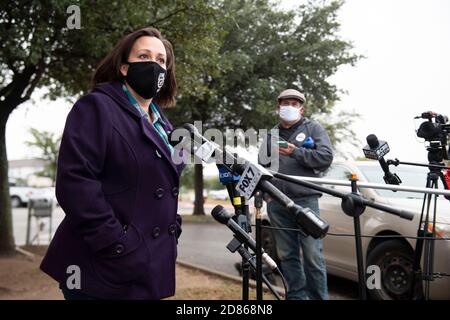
[258,88,333,300]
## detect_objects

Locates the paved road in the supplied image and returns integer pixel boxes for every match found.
[12,207,64,246]
[178,223,242,275]
[178,222,358,300]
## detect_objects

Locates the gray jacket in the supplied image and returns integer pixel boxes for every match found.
[258,117,334,198]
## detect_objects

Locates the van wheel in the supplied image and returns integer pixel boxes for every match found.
[366,239,415,300]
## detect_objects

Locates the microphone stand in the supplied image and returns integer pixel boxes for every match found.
[348,174,367,300]
[387,158,450,172]
[172,127,330,299]
[254,190,264,300]
[226,236,283,300]
[217,164,297,301]
[171,124,449,300]
[268,170,416,300]
[261,169,450,299]
[217,164,252,300]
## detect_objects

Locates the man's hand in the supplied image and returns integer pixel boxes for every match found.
[279,143,296,156]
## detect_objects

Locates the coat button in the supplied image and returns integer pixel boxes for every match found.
[114,244,125,255]
[168,224,176,235]
[155,188,165,199]
[155,149,162,158]
[172,187,179,197]
[152,227,161,238]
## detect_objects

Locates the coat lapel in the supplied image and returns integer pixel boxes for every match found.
[155,106,187,176]
[93,81,180,177]
[139,117,179,175]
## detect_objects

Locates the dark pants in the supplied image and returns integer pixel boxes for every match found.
[267,196,329,300]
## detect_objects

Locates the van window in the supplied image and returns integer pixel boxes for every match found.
[324,165,352,180]
[357,165,438,199]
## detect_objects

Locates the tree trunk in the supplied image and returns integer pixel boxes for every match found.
[0,65,41,255]
[0,112,15,255]
[193,163,205,215]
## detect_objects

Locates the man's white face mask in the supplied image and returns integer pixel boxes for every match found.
[279,105,301,122]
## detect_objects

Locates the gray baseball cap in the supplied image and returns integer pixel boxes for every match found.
[277,89,306,103]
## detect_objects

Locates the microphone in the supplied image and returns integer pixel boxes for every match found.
[363,134,402,185]
[170,124,329,239]
[211,205,278,270]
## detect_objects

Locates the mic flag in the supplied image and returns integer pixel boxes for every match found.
[363,134,390,160]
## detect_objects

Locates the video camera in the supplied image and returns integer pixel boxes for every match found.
[415,111,450,162]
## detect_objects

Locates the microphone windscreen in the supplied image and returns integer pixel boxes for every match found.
[211,205,230,224]
[366,134,379,149]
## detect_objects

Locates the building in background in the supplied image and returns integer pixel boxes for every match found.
[8,159,53,187]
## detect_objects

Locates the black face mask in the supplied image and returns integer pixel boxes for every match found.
[124,61,166,100]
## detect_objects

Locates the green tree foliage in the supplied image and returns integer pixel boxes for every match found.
[179,163,195,190]
[25,128,61,185]
[167,0,361,139]
[0,0,223,253]
[0,0,361,250]
[166,0,362,214]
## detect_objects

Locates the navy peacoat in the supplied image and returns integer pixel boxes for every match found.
[40,81,185,299]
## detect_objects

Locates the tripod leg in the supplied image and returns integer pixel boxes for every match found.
[255,205,263,300]
[353,215,367,300]
[422,193,432,298]
[410,172,440,300]
[423,180,438,299]
[410,176,433,300]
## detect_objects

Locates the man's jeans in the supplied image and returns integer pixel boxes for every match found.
[267,196,328,300]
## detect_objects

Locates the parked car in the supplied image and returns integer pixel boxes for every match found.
[254,161,450,300]
[9,182,36,208]
[209,189,230,200]
[9,182,57,208]
[29,187,57,205]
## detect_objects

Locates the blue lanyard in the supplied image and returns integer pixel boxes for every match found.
[122,84,174,155]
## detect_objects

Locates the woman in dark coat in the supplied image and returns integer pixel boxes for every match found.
[40,27,184,300]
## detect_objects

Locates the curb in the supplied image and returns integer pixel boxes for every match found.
[15,246,36,260]
[176,259,285,298]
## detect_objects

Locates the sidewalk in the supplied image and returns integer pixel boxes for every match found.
[0,246,271,300]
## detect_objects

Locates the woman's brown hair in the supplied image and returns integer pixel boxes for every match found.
[92,27,176,108]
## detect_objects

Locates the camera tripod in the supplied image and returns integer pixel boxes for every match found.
[387,158,450,300]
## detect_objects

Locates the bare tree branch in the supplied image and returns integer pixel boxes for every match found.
[20,58,46,103]
[149,7,190,26]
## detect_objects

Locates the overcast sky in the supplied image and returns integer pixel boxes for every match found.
[282,0,450,163]
[6,0,450,167]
